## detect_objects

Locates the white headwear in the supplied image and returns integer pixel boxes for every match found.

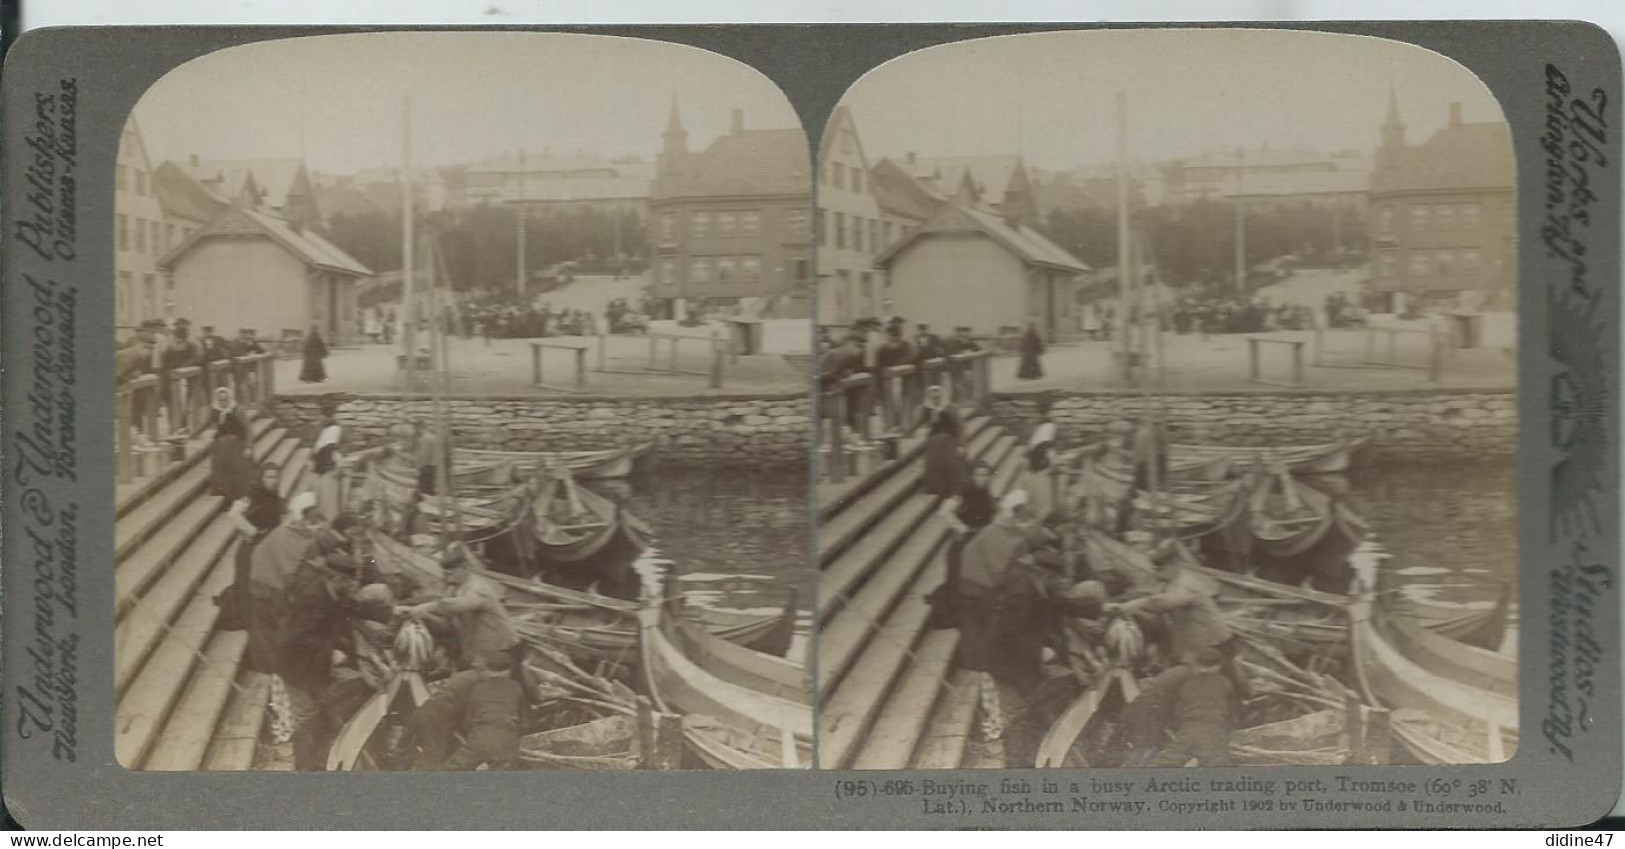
[1029,421,1057,447]
[287,490,318,518]
[999,489,1029,512]
[315,424,342,452]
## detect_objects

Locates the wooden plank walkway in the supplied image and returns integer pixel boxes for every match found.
[816,408,1028,770]
[114,412,315,771]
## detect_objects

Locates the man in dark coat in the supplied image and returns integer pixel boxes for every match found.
[1147,647,1238,767]
[913,322,947,366]
[1016,322,1046,380]
[300,324,329,383]
[270,516,364,770]
[199,325,233,364]
[819,334,866,435]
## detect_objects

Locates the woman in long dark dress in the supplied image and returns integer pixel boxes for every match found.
[926,463,997,629]
[1016,322,1045,380]
[300,324,328,383]
[217,462,284,642]
[207,386,255,502]
[920,385,965,496]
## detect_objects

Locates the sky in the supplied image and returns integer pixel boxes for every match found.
[839,29,1509,171]
[132,32,801,174]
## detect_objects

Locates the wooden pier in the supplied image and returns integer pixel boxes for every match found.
[815,351,1017,769]
[114,354,314,770]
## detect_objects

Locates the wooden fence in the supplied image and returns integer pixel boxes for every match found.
[817,349,995,484]
[115,351,278,484]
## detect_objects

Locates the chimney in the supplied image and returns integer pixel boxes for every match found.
[730,109,744,135]
[1449,101,1462,127]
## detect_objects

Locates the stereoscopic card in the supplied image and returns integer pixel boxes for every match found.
[1,21,1620,829]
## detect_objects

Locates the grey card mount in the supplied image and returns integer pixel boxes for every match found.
[1,21,1620,829]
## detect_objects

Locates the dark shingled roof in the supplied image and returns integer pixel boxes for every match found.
[869,157,943,221]
[655,128,811,199]
[1372,122,1513,195]
[157,204,373,278]
[154,161,228,225]
[875,200,1089,274]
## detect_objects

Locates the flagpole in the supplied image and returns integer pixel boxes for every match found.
[401,95,417,390]
[1114,92,1133,386]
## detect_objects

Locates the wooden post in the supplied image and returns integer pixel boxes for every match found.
[636,695,656,769]
[1313,326,1325,367]
[1344,693,1367,765]
[709,339,724,389]
[648,334,658,371]
[1248,338,1261,382]
[858,376,874,444]
[1386,328,1398,366]
[1291,340,1304,387]
[1364,706,1392,764]
[669,336,679,373]
[530,342,542,387]
[875,369,893,435]
[263,353,276,403]
[1365,328,1376,365]
[117,389,134,484]
[597,333,607,372]
[573,346,587,391]
[141,379,159,438]
[829,389,847,484]
[655,711,685,770]
[1427,328,1443,382]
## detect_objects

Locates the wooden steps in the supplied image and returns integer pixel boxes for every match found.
[115,414,320,771]
[116,418,274,519]
[817,409,1031,770]
[911,670,983,770]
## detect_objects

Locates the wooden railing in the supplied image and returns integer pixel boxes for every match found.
[817,349,994,483]
[115,352,277,484]
[530,341,589,393]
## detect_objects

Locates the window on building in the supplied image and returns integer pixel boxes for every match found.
[690,257,712,282]
[1462,203,1482,227]
[135,218,147,254]
[788,210,808,240]
[741,210,761,237]
[1436,250,1455,276]
[717,212,737,238]
[1436,204,1456,228]
[662,259,676,285]
[142,274,158,319]
[1409,204,1430,230]
[1462,249,1482,273]
[852,167,864,194]
[716,257,736,282]
[793,257,810,281]
[135,169,147,196]
[841,133,853,155]
[117,214,129,252]
[869,219,880,255]
[818,210,828,247]
[166,223,176,252]
[118,272,134,324]
[1378,251,1396,278]
[852,216,863,253]
[1378,206,1395,237]
[660,212,677,243]
[1409,251,1430,277]
[116,165,129,193]
[741,256,761,281]
[833,165,846,190]
[835,212,847,249]
[883,221,895,247]
[691,211,711,240]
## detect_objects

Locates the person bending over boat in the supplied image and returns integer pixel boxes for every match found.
[1146,647,1238,767]
[398,548,521,673]
[408,651,524,771]
[273,544,369,770]
[1107,553,1250,699]
[311,413,347,522]
[215,462,284,640]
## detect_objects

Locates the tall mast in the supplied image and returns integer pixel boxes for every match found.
[1234,147,1246,297]
[401,96,417,390]
[1114,92,1133,385]
[516,149,527,304]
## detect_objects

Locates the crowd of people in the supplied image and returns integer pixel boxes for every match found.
[382,294,657,345]
[1077,289,1370,340]
[919,405,1246,768]
[202,403,527,772]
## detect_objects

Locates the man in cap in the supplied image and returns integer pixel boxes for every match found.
[913,322,947,373]
[942,326,982,401]
[231,328,265,357]
[275,525,370,771]
[409,650,524,771]
[955,489,1037,753]
[400,546,520,672]
[1108,545,1246,698]
[199,325,233,364]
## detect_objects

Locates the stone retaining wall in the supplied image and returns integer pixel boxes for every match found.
[273,392,809,466]
[991,388,1517,461]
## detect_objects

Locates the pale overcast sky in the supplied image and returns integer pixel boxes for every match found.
[132,31,800,174]
[840,29,1508,170]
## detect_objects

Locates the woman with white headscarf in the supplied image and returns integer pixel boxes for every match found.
[207,386,254,502]
[311,411,345,522]
[1020,409,1059,521]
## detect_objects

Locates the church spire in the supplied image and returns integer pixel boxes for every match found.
[659,90,688,180]
[1378,85,1407,170]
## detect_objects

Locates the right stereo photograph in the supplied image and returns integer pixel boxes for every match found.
[814,29,1518,771]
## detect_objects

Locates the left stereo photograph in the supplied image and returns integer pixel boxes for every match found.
[111,31,815,772]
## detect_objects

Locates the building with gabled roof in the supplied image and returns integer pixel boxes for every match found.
[816,105,887,325]
[115,115,173,329]
[156,204,373,344]
[648,96,812,317]
[874,198,1089,339]
[1368,93,1515,312]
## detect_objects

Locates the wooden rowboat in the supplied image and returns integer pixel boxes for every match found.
[1168,435,1371,476]
[640,594,813,770]
[457,443,652,481]
[513,590,800,670]
[1349,592,1518,764]
[529,469,653,591]
[1247,471,1367,562]
[326,667,430,771]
